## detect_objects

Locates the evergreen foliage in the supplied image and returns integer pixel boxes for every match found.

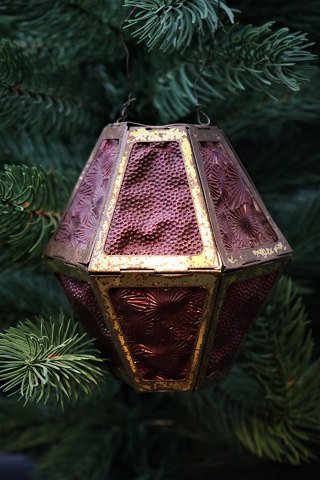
[0,164,73,268]
[221,277,320,464]
[124,0,235,51]
[152,22,316,121]
[0,1,319,479]
[0,280,319,478]
[0,313,104,407]
[0,270,69,329]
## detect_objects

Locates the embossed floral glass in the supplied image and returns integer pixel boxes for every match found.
[45,123,292,391]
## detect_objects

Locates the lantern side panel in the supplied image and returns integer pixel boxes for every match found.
[57,274,122,367]
[104,141,203,255]
[55,139,119,250]
[206,271,279,377]
[199,141,277,252]
[109,287,207,381]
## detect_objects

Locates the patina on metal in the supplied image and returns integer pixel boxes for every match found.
[44,122,292,392]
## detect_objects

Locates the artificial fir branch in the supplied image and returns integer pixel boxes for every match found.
[182,278,320,464]
[124,0,235,52]
[0,2,318,478]
[0,130,94,169]
[0,1,124,63]
[0,313,104,407]
[153,22,315,121]
[218,71,320,139]
[0,271,70,329]
[244,128,320,197]
[0,39,104,133]
[214,23,315,93]
[270,189,320,280]
[235,1,320,41]
[0,164,71,268]
[0,280,318,476]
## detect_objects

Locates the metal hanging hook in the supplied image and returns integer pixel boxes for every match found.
[116,8,136,123]
[193,58,212,126]
[116,93,136,123]
[192,0,223,126]
[196,104,211,126]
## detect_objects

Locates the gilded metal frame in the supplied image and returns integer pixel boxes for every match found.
[43,122,293,392]
[89,126,221,273]
[188,125,292,270]
[91,271,220,391]
[195,258,290,389]
[44,123,128,266]
[44,257,90,282]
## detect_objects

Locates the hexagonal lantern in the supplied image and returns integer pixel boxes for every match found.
[44,123,292,392]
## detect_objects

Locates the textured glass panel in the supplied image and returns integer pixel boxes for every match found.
[109,287,207,380]
[105,141,203,255]
[57,274,121,366]
[207,271,278,376]
[199,142,277,251]
[55,139,119,249]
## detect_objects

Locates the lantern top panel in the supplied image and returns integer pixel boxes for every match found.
[45,123,126,267]
[188,125,292,269]
[45,122,292,275]
[89,125,221,273]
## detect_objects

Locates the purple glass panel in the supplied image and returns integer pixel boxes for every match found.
[109,287,207,380]
[55,139,119,249]
[199,142,277,251]
[57,274,121,367]
[105,141,203,255]
[207,271,278,376]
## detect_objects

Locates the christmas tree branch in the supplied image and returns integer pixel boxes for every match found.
[124,0,235,52]
[0,2,318,477]
[0,279,317,476]
[218,277,320,463]
[0,313,105,407]
[219,71,320,139]
[242,127,320,197]
[153,22,315,121]
[0,270,69,330]
[64,0,122,30]
[213,22,315,93]
[0,39,104,133]
[237,1,320,41]
[0,1,123,63]
[270,189,320,280]
[0,164,72,268]
[0,129,93,170]
[181,277,320,464]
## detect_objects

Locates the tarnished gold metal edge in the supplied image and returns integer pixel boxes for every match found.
[188,125,293,271]
[44,258,90,282]
[91,271,220,392]
[89,126,221,273]
[221,128,293,257]
[44,123,127,267]
[44,258,136,388]
[196,258,290,389]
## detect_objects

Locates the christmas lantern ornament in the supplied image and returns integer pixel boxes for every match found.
[45,123,292,392]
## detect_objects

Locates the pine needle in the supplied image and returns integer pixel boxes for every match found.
[0,312,105,408]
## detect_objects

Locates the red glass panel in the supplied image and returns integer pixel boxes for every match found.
[199,142,277,252]
[207,271,278,376]
[105,141,203,255]
[55,139,119,249]
[109,287,207,381]
[57,274,121,367]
